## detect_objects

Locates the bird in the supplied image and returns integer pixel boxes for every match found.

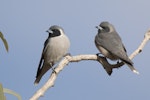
[95,21,139,75]
[34,25,70,84]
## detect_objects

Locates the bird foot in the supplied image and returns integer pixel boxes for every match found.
[96,53,102,57]
[117,60,120,64]
[52,67,57,74]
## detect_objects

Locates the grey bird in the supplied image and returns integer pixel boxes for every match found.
[34,25,70,84]
[95,21,139,75]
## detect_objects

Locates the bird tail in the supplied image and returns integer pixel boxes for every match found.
[121,59,139,74]
[34,75,42,85]
[126,64,139,74]
[34,64,52,85]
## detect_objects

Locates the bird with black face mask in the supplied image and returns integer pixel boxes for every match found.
[95,21,139,75]
[34,25,70,84]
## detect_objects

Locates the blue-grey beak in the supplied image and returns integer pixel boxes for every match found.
[46,29,53,33]
[95,26,102,30]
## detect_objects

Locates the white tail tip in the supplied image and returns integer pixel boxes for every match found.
[133,70,139,74]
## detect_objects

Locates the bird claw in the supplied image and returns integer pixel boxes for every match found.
[52,67,57,74]
[96,53,102,56]
[117,60,120,64]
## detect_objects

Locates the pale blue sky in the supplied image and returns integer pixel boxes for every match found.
[0,0,150,100]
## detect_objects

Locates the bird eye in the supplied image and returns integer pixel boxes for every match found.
[52,29,58,32]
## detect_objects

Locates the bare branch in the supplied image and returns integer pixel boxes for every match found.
[130,29,150,59]
[30,29,150,100]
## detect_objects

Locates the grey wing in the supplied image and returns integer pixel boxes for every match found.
[122,43,127,53]
[121,44,133,65]
[35,39,49,78]
[97,32,131,63]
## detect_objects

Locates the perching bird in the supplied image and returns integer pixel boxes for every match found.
[34,25,70,84]
[95,21,139,75]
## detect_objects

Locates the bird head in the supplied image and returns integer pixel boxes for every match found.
[46,25,65,37]
[96,21,115,33]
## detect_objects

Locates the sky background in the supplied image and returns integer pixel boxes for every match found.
[0,0,150,100]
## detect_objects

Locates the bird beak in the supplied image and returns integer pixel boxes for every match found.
[95,26,102,30]
[46,30,53,34]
